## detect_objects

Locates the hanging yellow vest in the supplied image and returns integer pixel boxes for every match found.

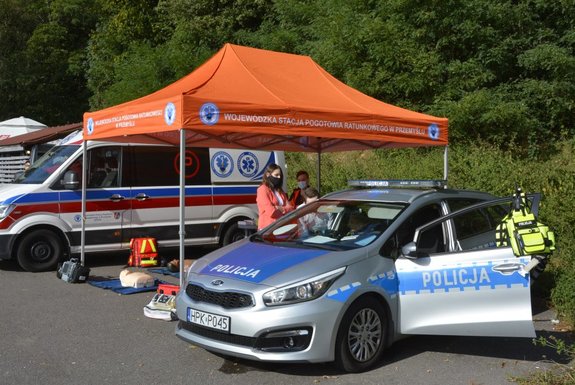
[495,188,556,257]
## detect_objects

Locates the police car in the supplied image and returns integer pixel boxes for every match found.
[175,180,544,372]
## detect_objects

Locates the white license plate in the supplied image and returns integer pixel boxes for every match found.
[187,308,230,332]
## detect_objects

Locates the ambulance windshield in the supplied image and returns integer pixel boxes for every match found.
[13,145,80,184]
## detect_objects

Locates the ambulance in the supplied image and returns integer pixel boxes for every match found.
[0,131,284,272]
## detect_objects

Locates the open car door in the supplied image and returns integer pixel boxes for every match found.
[394,196,541,338]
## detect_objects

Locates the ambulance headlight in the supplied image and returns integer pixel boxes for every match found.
[263,267,345,306]
[0,204,15,220]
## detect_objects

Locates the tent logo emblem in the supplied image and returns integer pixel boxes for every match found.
[428,123,440,140]
[200,103,219,126]
[164,102,176,126]
[211,151,234,178]
[237,151,259,178]
[87,118,94,135]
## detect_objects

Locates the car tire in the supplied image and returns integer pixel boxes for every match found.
[220,222,245,246]
[335,297,387,373]
[16,229,64,272]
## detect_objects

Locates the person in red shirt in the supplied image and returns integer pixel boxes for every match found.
[256,163,294,230]
[288,170,310,207]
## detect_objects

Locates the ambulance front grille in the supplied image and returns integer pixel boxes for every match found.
[186,284,254,309]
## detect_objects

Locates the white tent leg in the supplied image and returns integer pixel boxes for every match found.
[81,140,87,266]
[443,146,449,185]
[179,129,186,288]
[316,152,321,193]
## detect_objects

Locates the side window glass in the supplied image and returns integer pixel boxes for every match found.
[51,156,83,190]
[130,147,210,187]
[381,203,442,258]
[446,198,481,213]
[452,204,510,251]
[88,147,121,188]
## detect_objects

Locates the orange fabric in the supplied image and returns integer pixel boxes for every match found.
[289,188,303,207]
[83,44,448,152]
[256,184,294,230]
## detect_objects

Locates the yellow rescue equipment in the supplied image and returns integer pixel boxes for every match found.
[495,187,556,257]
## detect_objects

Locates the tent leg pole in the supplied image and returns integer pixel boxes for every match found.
[179,129,186,288]
[443,146,449,186]
[316,152,321,193]
[81,140,87,266]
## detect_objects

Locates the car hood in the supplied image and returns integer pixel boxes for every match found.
[192,240,365,287]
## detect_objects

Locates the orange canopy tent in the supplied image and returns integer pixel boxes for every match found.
[83,43,447,153]
[82,44,449,284]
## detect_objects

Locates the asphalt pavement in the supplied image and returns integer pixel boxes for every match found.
[0,249,572,385]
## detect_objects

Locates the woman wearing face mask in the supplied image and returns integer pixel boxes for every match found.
[288,170,310,207]
[256,163,294,230]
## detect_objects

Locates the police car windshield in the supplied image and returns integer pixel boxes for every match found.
[257,200,404,250]
[13,145,79,184]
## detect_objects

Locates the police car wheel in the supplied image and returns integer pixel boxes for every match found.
[16,229,63,272]
[335,297,387,373]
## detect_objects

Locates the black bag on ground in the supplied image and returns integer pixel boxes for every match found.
[56,258,90,283]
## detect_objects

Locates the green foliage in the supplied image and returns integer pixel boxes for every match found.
[0,0,98,124]
[512,336,575,385]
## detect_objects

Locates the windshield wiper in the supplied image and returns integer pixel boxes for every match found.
[250,233,269,244]
[299,242,341,251]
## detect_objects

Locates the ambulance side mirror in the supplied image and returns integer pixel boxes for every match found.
[62,171,80,190]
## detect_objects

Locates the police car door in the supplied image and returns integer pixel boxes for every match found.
[394,198,535,338]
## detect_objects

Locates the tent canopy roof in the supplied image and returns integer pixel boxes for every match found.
[0,122,82,147]
[0,116,47,141]
[84,44,448,153]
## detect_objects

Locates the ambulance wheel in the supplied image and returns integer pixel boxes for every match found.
[335,297,387,373]
[221,222,245,246]
[16,229,63,272]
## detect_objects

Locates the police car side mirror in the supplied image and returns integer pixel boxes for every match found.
[401,242,418,259]
[62,171,80,190]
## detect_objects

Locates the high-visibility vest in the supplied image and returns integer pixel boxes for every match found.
[495,189,555,257]
[128,237,159,267]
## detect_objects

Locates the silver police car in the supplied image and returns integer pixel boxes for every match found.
[175,180,541,372]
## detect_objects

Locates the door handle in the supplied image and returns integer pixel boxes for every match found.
[135,193,150,201]
[109,194,125,202]
[492,263,523,275]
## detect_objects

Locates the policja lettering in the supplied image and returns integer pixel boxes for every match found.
[210,264,260,278]
[422,267,490,289]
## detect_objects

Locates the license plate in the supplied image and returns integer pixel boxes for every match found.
[187,308,230,333]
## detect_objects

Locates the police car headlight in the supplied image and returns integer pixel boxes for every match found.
[263,267,345,306]
[0,204,15,220]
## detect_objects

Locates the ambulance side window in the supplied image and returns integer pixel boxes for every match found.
[128,146,211,186]
[88,147,121,188]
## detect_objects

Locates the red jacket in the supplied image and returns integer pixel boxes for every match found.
[256,184,294,229]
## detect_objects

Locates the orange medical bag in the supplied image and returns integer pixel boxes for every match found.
[127,237,159,267]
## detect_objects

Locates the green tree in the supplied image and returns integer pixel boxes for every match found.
[86,0,274,109]
[0,0,99,125]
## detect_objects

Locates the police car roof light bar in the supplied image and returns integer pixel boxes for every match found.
[348,179,447,189]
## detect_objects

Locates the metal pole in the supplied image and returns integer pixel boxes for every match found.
[179,129,186,288]
[316,152,321,193]
[80,140,87,266]
[443,146,449,186]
